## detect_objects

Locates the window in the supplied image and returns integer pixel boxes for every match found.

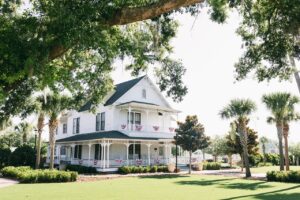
[96,112,105,131]
[73,118,80,134]
[63,124,67,134]
[100,112,105,130]
[94,144,102,160]
[129,144,141,159]
[127,112,141,125]
[159,146,164,156]
[74,145,82,159]
[142,89,146,99]
[60,147,66,156]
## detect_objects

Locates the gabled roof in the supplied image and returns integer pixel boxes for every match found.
[55,130,169,143]
[78,76,145,112]
[104,76,145,106]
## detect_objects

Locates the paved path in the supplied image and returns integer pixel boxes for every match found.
[0,178,18,188]
[193,169,266,180]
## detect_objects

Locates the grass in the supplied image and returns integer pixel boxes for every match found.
[0,175,300,200]
[250,166,300,174]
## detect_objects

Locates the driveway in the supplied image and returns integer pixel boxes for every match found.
[0,178,18,188]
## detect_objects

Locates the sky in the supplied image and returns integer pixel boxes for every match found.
[112,9,300,142]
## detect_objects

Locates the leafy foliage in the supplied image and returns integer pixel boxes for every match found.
[10,145,36,168]
[0,1,201,122]
[175,115,210,152]
[225,121,259,156]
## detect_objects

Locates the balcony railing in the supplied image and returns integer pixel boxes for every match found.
[119,124,176,133]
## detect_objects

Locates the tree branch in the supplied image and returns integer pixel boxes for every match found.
[48,0,203,60]
[108,0,204,25]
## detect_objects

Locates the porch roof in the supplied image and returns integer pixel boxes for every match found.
[116,101,180,113]
[56,130,172,143]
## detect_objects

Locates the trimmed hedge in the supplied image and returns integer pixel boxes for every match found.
[65,164,97,174]
[257,162,273,167]
[203,162,221,170]
[118,165,168,174]
[267,170,300,183]
[1,166,77,183]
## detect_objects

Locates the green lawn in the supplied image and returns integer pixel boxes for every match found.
[250,166,300,173]
[0,175,299,200]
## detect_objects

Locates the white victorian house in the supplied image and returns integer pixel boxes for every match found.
[48,75,180,171]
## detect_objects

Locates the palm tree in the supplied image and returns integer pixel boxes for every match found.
[15,122,33,144]
[220,99,256,178]
[259,137,268,164]
[35,112,45,169]
[262,92,299,171]
[40,93,70,170]
[282,110,300,170]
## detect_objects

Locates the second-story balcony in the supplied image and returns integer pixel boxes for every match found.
[115,101,179,138]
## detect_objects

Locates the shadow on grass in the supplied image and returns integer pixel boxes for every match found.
[176,178,236,186]
[218,181,273,190]
[221,185,300,200]
[138,174,189,179]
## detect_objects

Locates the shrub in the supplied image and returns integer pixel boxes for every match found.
[0,148,11,169]
[1,166,77,183]
[65,165,97,174]
[249,154,263,167]
[203,162,221,170]
[150,165,158,173]
[265,153,280,165]
[257,162,273,167]
[10,145,35,168]
[267,170,300,183]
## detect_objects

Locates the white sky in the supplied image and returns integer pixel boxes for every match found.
[112,10,300,142]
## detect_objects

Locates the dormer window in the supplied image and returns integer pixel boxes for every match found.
[142,89,146,99]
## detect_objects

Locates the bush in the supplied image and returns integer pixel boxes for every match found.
[65,165,97,174]
[267,170,300,183]
[265,153,280,165]
[203,162,221,170]
[0,148,11,169]
[257,162,273,167]
[1,166,77,183]
[10,145,35,168]
[249,154,263,167]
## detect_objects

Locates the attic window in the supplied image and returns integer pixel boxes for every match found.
[142,89,146,99]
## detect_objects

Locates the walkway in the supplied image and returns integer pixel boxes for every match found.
[0,178,18,188]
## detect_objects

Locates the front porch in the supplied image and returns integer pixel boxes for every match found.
[49,139,175,170]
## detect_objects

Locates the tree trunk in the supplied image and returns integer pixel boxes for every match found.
[49,117,58,170]
[290,55,300,94]
[214,155,217,162]
[189,150,192,174]
[276,123,285,171]
[239,124,251,177]
[283,123,290,171]
[228,154,232,168]
[240,154,244,172]
[35,113,44,169]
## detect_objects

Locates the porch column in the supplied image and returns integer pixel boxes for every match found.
[70,144,75,164]
[164,144,168,164]
[106,143,111,168]
[88,144,92,166]
[102,142,106,169]
[147,144,151,165]
[125,142,130,165]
